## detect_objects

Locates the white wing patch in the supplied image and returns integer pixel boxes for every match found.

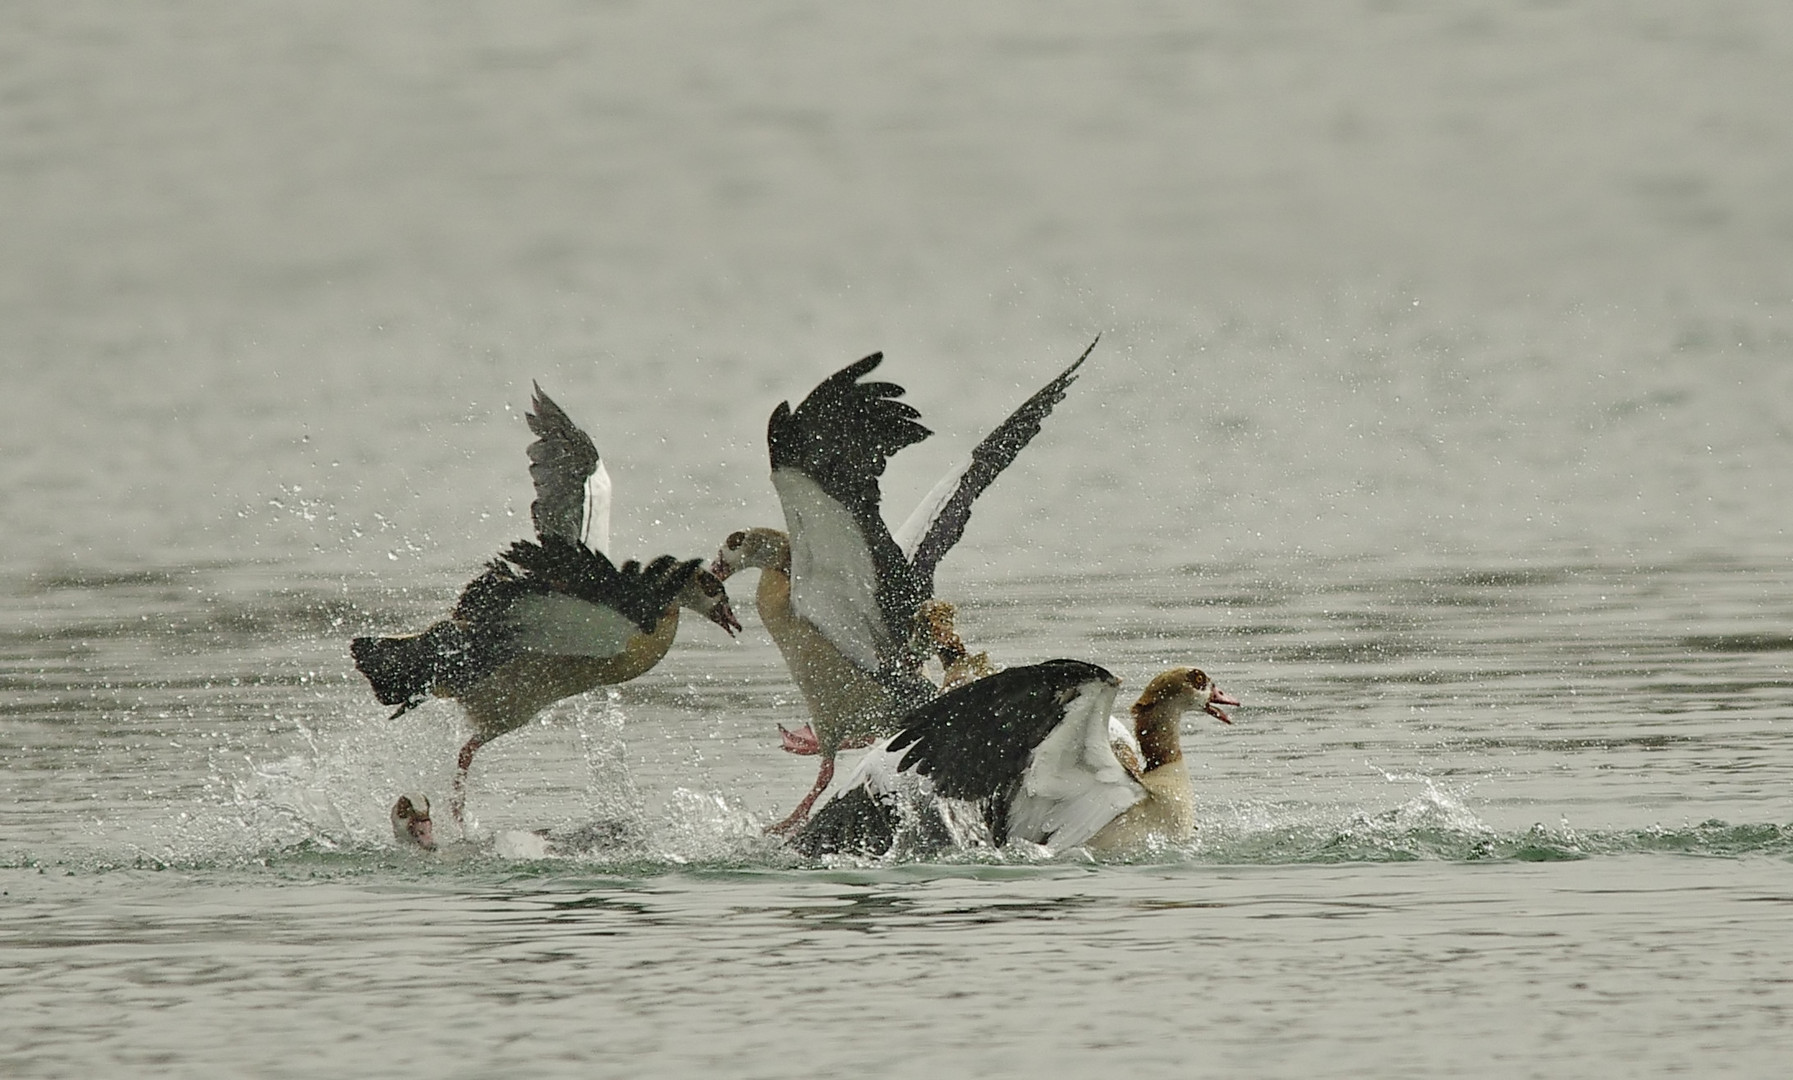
[772,467,889,674]
[1006,679,1143,852]
[584,459,613,556]
[891,460,968,561]
[502,593,639,658]
[812,737,992,850]
[1107,714,1140,757]
[821,736,910,802]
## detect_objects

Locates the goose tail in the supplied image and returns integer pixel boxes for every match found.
[350,621,470,716]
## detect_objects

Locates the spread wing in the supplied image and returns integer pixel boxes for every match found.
[526,383,611,554]
[1005,678,1142,851]
[888,659,1130,847]
[455,536,698,658]
[767,353,931,673]
[789,735,986,857]
[893,337,1096,596]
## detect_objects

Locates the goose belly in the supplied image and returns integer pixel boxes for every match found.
[757,570,901,748]
[450,616,677,739]
[1083,759,1195,852]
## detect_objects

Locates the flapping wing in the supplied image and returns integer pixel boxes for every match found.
[457,536,699,657]
[526,384,611,553]
[888,659,1123,844]
[1006,678,1142,851]
[790,735,982,857]
[893,337,1096,596]
[767,353,931,672]
[498,592,643,658]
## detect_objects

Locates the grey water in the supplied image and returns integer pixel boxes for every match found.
[5,2,1793,1077]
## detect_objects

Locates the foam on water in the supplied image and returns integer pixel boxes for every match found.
[45,732,1784,880]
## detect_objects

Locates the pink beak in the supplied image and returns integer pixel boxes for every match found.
[1206,687,1241,724]
[708,599,743,637]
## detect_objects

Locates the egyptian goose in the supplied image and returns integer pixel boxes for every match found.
[352,386,740,823]
[712,341,1096,831]
[794,660,1237,857]
[391,792,437,850]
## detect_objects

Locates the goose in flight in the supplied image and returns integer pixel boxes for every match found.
[712,340,1096,831]
[792,659,1237,857]
[351,385,740,823]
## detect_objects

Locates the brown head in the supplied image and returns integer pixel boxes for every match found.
[391,793,437,851]
[1129,667,1239,769]
[677,568,742,636]
[909,598,969,666]
[710,527,791,579]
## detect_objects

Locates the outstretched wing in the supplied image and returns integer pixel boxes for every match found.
[888,658,1130,846]
[526,384,612,553]
[893,337,1097,597]
[456,536,699,658]
[1004,675,1142,851]
[767,353,931,673]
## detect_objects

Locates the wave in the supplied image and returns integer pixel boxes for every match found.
[9,777,1792,879]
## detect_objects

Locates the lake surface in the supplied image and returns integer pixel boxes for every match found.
[4,2,1792,1077]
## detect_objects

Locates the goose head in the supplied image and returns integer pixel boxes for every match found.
[1133,667,1240,725]
[710,527,791,580]
[391,793,437,851]
[908,598,967,662]
[679,567,743,636]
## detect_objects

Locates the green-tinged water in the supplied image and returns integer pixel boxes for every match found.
[6,1,1793,1077]
[6,558,1793,1078]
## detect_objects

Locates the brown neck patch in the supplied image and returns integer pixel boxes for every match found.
[1129,670,1198,771]
[1130,705,1184,770]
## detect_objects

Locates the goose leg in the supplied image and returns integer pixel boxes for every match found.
[451,733,486,829]
[778,723,876,755]
[767,755,834,836]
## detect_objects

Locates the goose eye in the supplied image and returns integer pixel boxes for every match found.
[725,530,746,549]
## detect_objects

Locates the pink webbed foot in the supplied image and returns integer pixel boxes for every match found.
[778,723,822,756]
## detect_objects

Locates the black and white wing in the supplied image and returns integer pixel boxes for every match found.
[526,383,612,554]
[456,536,698,659]
[1004,673,1142,851]
[788,736,983,857]
[892,337,1096,598]
[887,658,1137,849]
[767,353,931,674]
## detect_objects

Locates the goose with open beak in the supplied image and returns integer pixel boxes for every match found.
[712,341,1096,832]
[351,385,740,824]
[793,660,1238,857]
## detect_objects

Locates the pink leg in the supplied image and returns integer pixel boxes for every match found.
[451,733,485,828]
[766,755,835,836]
[780,724,876,755]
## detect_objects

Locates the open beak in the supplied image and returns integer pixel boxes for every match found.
[708,598,743,637]
[1205,687,1240,724]
[708,554,736,582]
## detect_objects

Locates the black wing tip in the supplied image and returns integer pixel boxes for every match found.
[1064,334,1100,379]
[1036,335,1100,401]
[526,382,561,424]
